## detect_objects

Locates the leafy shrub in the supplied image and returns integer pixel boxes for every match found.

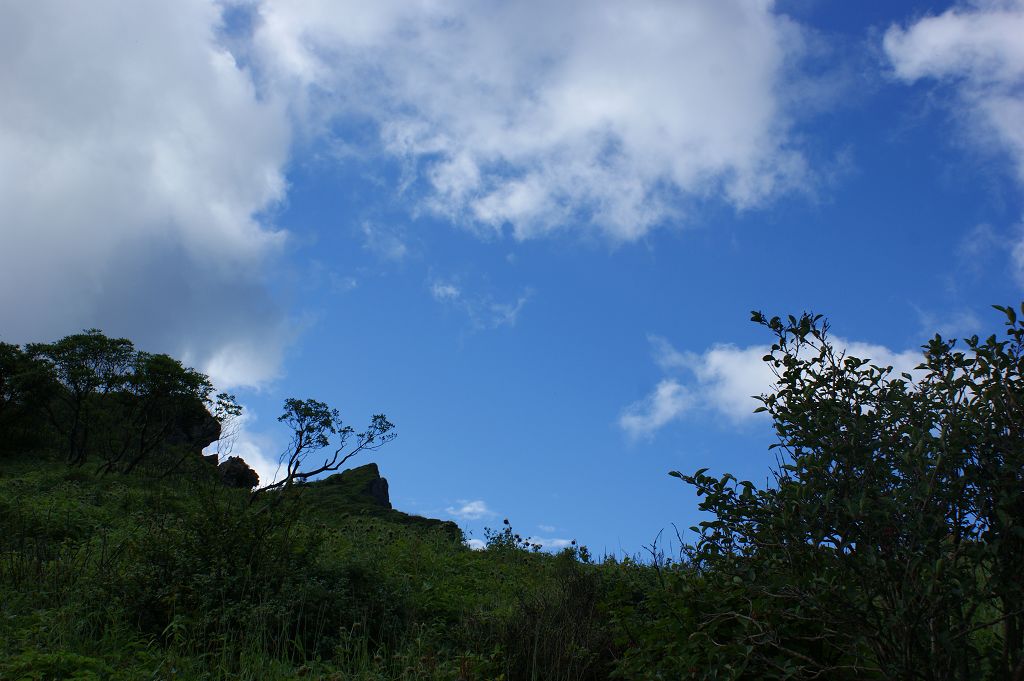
[623,305,1024,680]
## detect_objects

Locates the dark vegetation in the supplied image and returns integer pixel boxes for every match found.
[1,305,1022,679]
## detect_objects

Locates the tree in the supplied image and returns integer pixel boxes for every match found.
[254,397,395,497]
[646,305,1024,680]
[0,341,53,453]
[27,330,134,464]
[102,351,218,474]
[22,330,236,475]
[207,391,244,462]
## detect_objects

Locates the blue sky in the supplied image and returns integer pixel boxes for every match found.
[2,0,1022,554]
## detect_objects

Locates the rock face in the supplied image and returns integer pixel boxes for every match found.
[165,397,221,456]
[218,456,259,490]
[366,471,391,509]
[322,462,392,509]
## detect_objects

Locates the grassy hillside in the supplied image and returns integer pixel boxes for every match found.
[300,464,462,542]
[0,450,637,680]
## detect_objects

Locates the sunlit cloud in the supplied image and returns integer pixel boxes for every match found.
[622,334,924,438]
[250,0,815,240]
[446,499,495,521]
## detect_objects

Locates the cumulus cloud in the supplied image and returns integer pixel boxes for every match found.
[0,0,292,388]
[885,2,1024,283]
[446,499,495,521]
[622,334,924,438]
[465,538,486,551]
[249,0,812,240]
[620,379,694,440]
[884,0,1024,185]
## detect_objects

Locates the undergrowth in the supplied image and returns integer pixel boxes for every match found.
[0,451,637,680]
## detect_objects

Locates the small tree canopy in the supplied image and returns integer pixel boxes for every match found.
[254,397,395,497]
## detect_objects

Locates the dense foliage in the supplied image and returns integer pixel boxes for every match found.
[2,307,1022,679]
[615,306,1024,680]
[2,330,232,476]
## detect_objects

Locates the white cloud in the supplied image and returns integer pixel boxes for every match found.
[885,3,1024,285]
[250,0,813,240]
[884,1,1024,185]
[538,524,557,534]
[0,0,292,388]
[465,538,486,550]
[527,536,574,551]
[622,334,925,437]
[446,499,494,521]
[1014,225,1024,285]
[619,379,694,439]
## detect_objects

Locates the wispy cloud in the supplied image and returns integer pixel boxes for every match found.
[914,306,983,340]
[431,281,462,302]
[361,221,409,261]
[484,294,531,330]
[430,279,533,330]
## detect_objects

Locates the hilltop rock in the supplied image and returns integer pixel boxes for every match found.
[321,462,392,509]
[305,463,462,543]
[217,456,259,490]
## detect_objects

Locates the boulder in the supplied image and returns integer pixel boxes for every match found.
[218,455,259,490]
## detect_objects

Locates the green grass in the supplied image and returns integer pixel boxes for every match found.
[0,451,636,680]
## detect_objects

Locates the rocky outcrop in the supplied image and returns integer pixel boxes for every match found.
[304,463,462,544]
[217,455,259,490]
[366,471,391,509]
[322,462,392,509]
[164,397,221,456]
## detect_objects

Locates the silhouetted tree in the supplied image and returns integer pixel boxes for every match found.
[0,341,53,453]
[253,397,394,498]
[22,330,237,475]
[660,305,1024,680]
[101,351,218,474]
[27,330,134,464]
